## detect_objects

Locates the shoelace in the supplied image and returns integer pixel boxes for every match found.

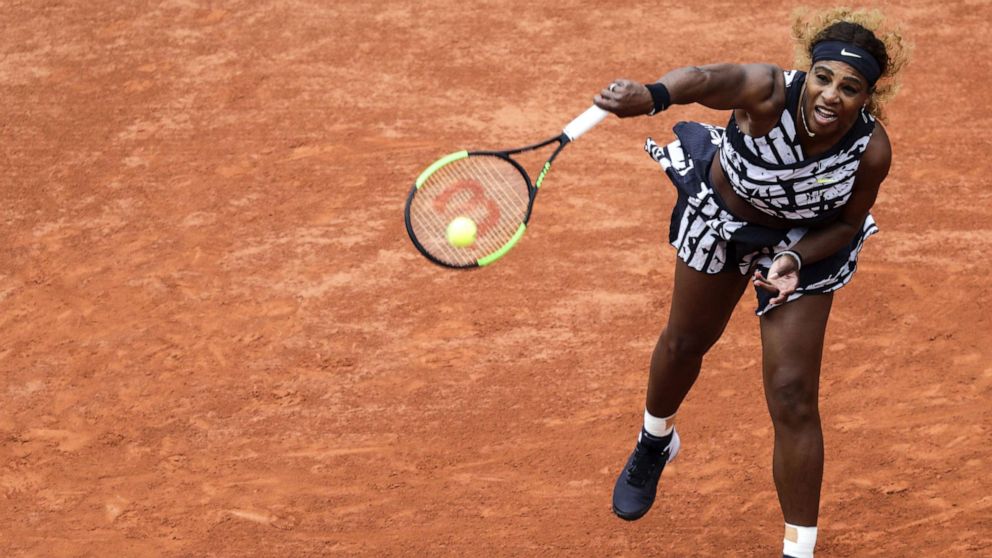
[625,443,668,487]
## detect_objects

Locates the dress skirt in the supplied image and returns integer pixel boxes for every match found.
[646,121,878,315]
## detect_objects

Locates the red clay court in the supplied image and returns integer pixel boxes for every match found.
[2,1,990,556]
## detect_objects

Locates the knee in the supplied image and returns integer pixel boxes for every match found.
[766,372,819,429]
[658,328,715,362]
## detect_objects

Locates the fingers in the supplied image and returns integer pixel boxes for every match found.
[594,81,624,107]
[769,291,787,305]
[752,270,779,295]
[592,94,613,112]
[593,78,651,117]
[753,269,798,305]
[603,79,634,98]
[770,290,793,305]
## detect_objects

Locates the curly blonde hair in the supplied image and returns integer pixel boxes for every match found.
[792,7,911,121]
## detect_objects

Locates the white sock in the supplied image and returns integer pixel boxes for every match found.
[783,523,817,558]
[643,409,675,438]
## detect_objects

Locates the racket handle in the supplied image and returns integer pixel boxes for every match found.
[563,105,609,141]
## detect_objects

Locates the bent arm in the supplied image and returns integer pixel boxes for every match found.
[787,125,892,267]
[752,125,891,303]
[594,63,785,122]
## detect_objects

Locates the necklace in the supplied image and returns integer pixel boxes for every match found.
[799,85,816,138]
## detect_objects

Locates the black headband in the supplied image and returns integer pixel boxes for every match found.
[811,40,882,87]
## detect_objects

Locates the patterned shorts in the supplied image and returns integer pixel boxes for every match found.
[646,121,878,315]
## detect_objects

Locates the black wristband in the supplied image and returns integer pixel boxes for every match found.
[645,82,671,116]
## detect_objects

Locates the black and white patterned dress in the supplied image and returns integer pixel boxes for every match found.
[645,70,879,315]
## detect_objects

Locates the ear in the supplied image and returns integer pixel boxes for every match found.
[863,89,874,108]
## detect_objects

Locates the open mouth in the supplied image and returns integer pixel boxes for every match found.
[813,106,838,126]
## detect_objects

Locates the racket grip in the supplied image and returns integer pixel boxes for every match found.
[563,105,609,141]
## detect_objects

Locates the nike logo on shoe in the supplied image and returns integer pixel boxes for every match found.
[841,48,862,58]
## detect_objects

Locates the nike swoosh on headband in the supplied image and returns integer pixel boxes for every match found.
[840,48,862,59]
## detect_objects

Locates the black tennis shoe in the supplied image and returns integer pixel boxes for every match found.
[612,428,680,521]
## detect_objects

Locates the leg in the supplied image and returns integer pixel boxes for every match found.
[645,257,751,417]
[760,293,834,526]
[613,257,750,521]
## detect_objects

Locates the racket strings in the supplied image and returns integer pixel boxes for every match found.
[414,159,524,261]
[409,155,530,266]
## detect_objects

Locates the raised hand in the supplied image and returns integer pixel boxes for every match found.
[594,79,654,118]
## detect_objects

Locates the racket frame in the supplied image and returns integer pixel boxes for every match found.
[405,105,608,269]
[404,132,571,269]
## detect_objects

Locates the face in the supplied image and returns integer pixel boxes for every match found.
[802,60,871,138]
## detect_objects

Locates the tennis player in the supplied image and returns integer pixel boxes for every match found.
[593,9,908,558]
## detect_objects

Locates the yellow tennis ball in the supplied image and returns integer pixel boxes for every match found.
[446,216,477,248]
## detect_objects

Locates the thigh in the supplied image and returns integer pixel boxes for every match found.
[666,257,751,347]
[759,293,834,391]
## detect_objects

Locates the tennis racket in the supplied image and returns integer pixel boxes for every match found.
[404,105,610,269]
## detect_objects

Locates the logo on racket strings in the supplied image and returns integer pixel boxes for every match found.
[433,179,501,236]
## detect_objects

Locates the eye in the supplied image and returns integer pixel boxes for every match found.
[842,85,860,95]
[816,74,829,83]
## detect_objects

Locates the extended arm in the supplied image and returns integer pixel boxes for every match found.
[594,64,786,124]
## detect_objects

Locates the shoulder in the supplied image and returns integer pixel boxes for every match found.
[741,63,786,107]
[849,121,891,196]
[734,64,787,129]
[860,121,892,183]
[740,63,785,80]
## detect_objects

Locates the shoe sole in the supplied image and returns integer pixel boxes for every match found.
[611,431,681,521]
[612,504,650,521]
